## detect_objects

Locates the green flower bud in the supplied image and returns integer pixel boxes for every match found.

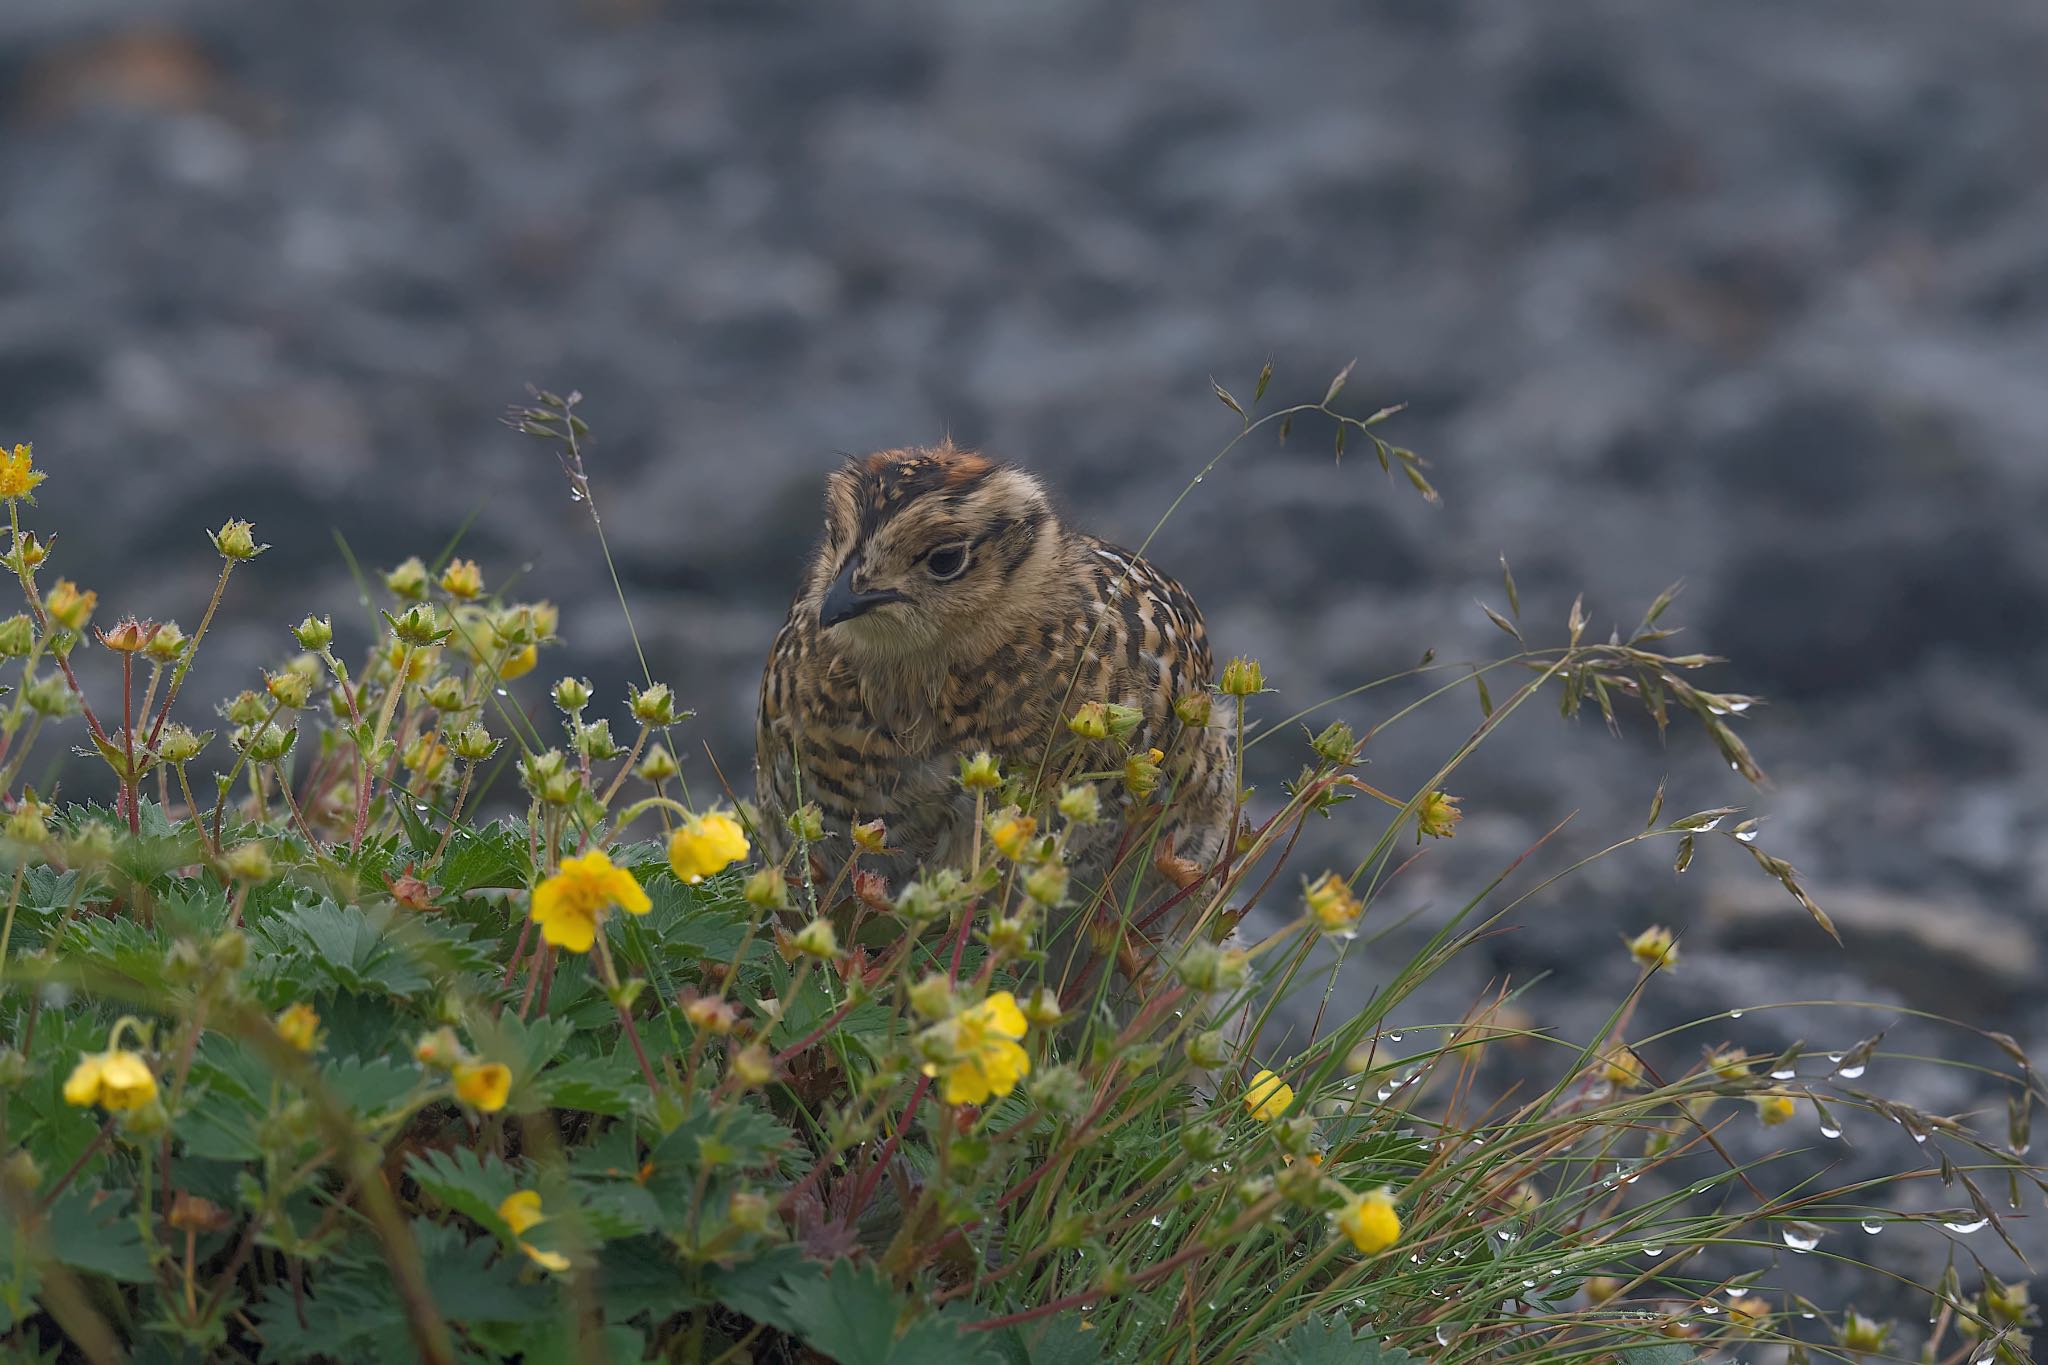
[224,841,274,882]
[223,689,268,726]
[1023,861,1070,907]
[1057,782,1102,825]
[452,723,498,761]
[239,724,297,763]
[986,915,1033,957]
[1027,1064,1089,1120]
[1174,691,1213,727]
[908,974,956,1019]
[629,682,681,726]
[1309,719,1358,763]
[636,744,681,784]
[742,866,789,911]
[1180,1124,1227,1161]
[574,719,620,761]
[210,519,266,562]
[1186,1029,1232,1069]
[384,556,429,599]
[23,676,75,718]
[957,750,1002,791]
[1067,702,1111,740]
[786,801,826,843]
[388,603,447,648]
[144,621,187,663]
[552,676,592,712]
[1104,703,1144,741]
[421,675,468,713]
[1,531,48,575]
[727,1189,774,1235]
[0,614,33,657]
[293,616,333,652]
[792,918,839,959]
[263,669,313,710]
[1219,656,1264,697]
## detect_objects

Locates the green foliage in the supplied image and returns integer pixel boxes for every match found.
[0,388,2038,1365]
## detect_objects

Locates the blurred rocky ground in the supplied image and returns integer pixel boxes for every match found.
[5,0,2047,1306]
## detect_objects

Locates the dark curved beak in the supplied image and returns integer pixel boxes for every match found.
[819,561,904,629]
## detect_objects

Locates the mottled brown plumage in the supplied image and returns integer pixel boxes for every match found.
[755,443,1234,945]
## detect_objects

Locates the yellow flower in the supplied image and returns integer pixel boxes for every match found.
[1303,871,1362,934]
[1627,925,1679,970]
[274,1003,321,1053]
[497,1191,571,1273]
[454,1062,512,1112]
[499,643,539,680]
[1706,1048,1750,1081]
[668,811,750,884]
[986,809,1037,861]
[62,1048,159,1112]
[1726,1295,1771,1324]
[1753,1092,1798,1126]
[920,991,1031,1106]
[439,558,485,600]
[1122,747,1165,797]
[44,579,96,632]
[529,850,652,953]
[0,444,45,502]
[1336,1186,1402,1254]
[1416,790,1462,841]
[1602,1047,1646,1090]
[1243,1068,1294,1122]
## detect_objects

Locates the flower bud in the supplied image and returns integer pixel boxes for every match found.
[1174,942,1251,994]
[2,531,48,574]
[263,669,313,710]
[23,677,75,717]
[211,520,266,562]
[1309,719,1357,763]
[438,558,484,600]
[1837,1311,1889,1354]
[1028,1065,1089,1119]
[1219,656,1264,697]
[1627,925,1679,971]
[292,614,333,650]
[1122,748,1164,797]
[957,751,1003,791]
[223,689,268,726]
[906,975,962,1025]
[421,675,468,713]
[0,614,33,657]
[986,915,1033,957]
[985,808,1037,861]
[727,1189,774,1235]
[742,867,789,911]
[540,771,580,806]
[520,747,567,785]
[1415,790,1463,841]
[274,1003,320,1053]
[786,802,826,843]
[1104,703,1144,741]
[628,682,680,726]
[389,603,447,648]
[1186,1029,1231,1069]
[413,1026,465,1070]
[851,818,888,853]
[240,724,297,763]
[552,676,592,712]
[384,556,429,599]
[208,927,248,970]
[1706,1048,1750,1082]
[731,1043,775,1088]
[636,744,680,784]
[96,618,154,654]
[792,918,839,959]
[1174,691,1213,727]
[224,841,274,883]
[1057,782,1102,825]
[5,794,50,844]
[574,719,620,761]
[1180,1123,1227,1161]
[1020,987,1064,1029]
[1067,702,1111,741]
[44,580,96,632]
[451,723,498,761]
[1023,861,1069,907]
[1303,871,1363,935]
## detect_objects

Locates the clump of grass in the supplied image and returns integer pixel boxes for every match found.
[0,395,2037,1365]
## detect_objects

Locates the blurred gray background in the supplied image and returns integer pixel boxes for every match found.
[6,0,2048,1292]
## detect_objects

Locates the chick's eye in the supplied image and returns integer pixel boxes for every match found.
[924,543,969,580]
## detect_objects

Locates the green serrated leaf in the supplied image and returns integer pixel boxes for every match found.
[777,1260,1001,1365]
[1253,1316,1412,1365]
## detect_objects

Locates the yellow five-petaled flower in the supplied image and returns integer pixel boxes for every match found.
[497,1190,571,1272]
[1336,1186,1402,1254]
[529,849,651,953]
[63,1048,159,1112]
[668,811,751,884]
[0,444,45,502]
[920,990,1031,1105]
[454,1061,513,1113]
[1303,871,1362,934]
[274,1003,321,1053]
[1243,1068,1294,1122]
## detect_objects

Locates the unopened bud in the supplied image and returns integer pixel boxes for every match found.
[1067,702,1111,740]
[224,841,274,882]
[389,603,446,648]
[851,818,888,853]
[958,750,1003,791]
[1057,782,1102,825]
[574,719,620,761]
[96,618,154,654]
[792,918,839,959]
[0,615,33,657]
[210,520,266,562]
[551,676,592,712]
[438,558,484,600]
[384,556,430,599]
[44,579,96,631]
[1186,1029,1231,1069]
[742,867,789,911]
[786,802,826,843]
[1309,719,1357,763]
[731,1043,775,1088]
[628,682,679,726]
[908,974,956,1020]
[1219,656,1264,697]
[292,614,333,650]
[1174,691,1213,727]
[452,723,498,761]
[636,744,680,784]
[263,669,313,710]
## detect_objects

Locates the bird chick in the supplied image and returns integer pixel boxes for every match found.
[756,443,1235,976]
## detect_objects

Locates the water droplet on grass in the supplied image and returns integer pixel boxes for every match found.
[1943,1217,1989,1234]
[1781,1226,1822,1253]
[1861,1220,1883,1234]
[1837,1062,1866,1079]
[1729,1008,1744,1019]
